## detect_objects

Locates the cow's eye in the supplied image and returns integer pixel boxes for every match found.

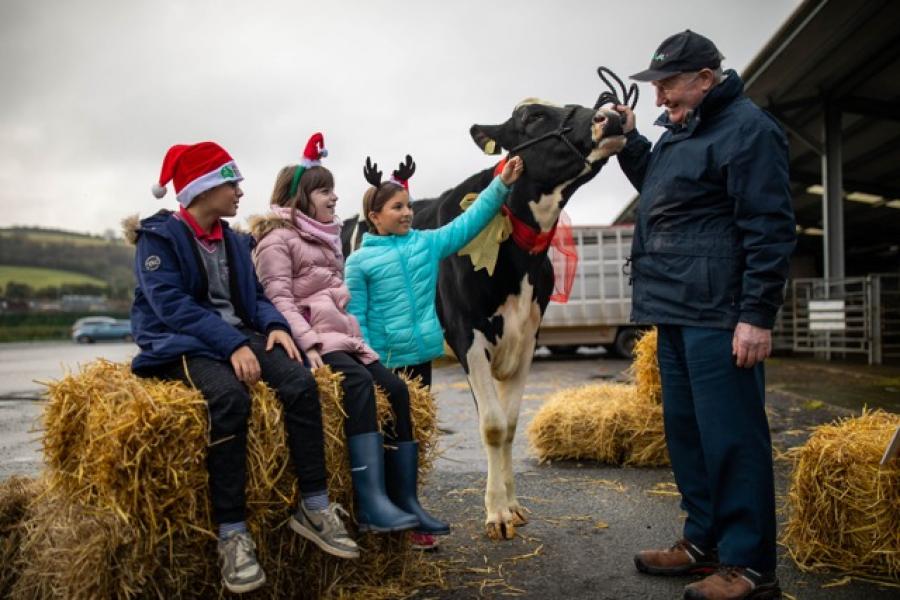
[525,113,544,125]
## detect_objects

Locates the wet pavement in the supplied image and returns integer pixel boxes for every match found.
[1,342,898,598]
[420,354,899,600]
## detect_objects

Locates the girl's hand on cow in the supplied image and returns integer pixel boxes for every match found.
[615,104,635,134]
[500,156,524,186]
[230,345,261,385]
[305,348,325,370]
[266,329,300,362]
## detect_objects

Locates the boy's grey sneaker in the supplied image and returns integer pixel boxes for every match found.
[217,530,266,594]
[290,502,360,559]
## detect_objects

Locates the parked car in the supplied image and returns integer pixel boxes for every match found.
[73,319,133,343]
[70,316,117,335]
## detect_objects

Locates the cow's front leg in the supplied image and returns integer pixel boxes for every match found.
[495,332,536,528]
[466,332,517,540]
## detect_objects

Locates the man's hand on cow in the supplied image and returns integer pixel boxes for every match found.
[615,104,636,134]
[500,156,524,186]
[732,322,772,368]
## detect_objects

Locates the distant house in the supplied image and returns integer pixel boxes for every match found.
[61,294,109,312]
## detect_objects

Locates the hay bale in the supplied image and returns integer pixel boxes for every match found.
[527,382,668,467]
[9,359,441,599]
[0,476,43,598]
[13,494,145,599]
[629,327,660,404]
[782,409,900,582]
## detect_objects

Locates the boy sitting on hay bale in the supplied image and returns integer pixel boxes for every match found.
[133,141,357,593]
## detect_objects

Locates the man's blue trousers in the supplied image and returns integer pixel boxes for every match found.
[656,324,777,572]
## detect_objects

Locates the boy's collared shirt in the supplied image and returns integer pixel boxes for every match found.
[176,206,241,326]
[178,205,224,245]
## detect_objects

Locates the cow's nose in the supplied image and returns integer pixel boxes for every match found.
[593,113,608,125]
[599,110,623,136]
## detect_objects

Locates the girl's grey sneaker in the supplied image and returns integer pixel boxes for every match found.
[218,530,266,594]
[290,502,360,559]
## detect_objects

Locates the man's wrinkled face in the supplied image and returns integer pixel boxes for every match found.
[652,69,714,125]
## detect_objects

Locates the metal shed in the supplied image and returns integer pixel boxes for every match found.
[742,0,900,278]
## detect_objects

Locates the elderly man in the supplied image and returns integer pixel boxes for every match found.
[616,30,795,600]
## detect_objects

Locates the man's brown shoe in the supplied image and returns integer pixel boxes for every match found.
[634,539,719,576]
[683,566,781,599]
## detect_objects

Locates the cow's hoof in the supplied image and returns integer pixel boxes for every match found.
[510,506,530,527]
[485,518,516,541]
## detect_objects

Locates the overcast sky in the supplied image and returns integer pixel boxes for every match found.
[0,0,799,236]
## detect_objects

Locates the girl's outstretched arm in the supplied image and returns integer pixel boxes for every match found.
[428,156,523,259]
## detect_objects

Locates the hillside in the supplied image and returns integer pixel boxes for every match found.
[0,266,107,289]
[0,227,134,299]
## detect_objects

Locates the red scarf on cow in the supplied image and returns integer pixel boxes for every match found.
[493,158,578,302]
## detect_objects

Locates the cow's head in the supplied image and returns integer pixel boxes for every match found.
[470,100,625,224]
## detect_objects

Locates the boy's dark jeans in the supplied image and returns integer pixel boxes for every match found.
[144,328,326,524]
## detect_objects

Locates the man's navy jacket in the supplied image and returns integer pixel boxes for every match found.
[617,70,796,330]
[130,210,289,374]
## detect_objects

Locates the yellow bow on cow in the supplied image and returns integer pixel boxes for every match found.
[457,192,512,276]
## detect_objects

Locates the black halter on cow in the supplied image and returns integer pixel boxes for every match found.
[342,72,629,539]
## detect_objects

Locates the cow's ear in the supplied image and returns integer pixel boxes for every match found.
[470,123,509,155]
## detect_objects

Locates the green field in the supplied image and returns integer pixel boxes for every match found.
[0,229,119,247]
[0,265,107,289]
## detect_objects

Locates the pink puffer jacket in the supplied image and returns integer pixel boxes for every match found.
[250,206,378,363]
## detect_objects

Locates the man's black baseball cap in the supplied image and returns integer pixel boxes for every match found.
[630,30,723,82]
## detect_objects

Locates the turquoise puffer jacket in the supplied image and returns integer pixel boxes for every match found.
[345,175,509,368]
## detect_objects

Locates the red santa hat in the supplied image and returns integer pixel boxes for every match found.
[288,132,328,198]
[151,141,243,207]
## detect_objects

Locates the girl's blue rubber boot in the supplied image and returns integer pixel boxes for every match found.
[347,432,419,533]
[385,440,450,535]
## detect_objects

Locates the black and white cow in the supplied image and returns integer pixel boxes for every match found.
[343,98,625,539]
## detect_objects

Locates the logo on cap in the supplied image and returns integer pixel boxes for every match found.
[220,165,235,178]
[653,52,666,61]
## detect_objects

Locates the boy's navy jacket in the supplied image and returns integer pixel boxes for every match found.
[617,70,796,330]
[130,210,289,374]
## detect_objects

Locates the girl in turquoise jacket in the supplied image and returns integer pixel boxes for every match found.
[345,155,523,387]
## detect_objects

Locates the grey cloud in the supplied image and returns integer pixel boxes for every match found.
[0,0,799,234]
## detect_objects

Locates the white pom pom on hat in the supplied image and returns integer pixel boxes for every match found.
[151,183,167,198]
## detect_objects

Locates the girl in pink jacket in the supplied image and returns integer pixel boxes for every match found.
[251,133,447,550]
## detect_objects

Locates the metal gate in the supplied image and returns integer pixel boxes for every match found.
[786,274,900,364]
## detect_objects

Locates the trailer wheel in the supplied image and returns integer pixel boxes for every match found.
[611,328,640,359]
[548,345,579,355]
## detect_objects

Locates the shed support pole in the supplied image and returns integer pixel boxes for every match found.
[822,100,845,281]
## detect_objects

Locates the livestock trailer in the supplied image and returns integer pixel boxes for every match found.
[538,224,643,357]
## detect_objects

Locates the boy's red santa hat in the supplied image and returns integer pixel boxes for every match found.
[151,141,243,207]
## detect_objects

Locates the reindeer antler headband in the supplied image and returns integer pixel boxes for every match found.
[288,132,328,198]
[363,154,416,190]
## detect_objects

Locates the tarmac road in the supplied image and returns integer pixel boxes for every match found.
[0,340,137,480]
[0,342,896,599]
[424,356,897,599]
